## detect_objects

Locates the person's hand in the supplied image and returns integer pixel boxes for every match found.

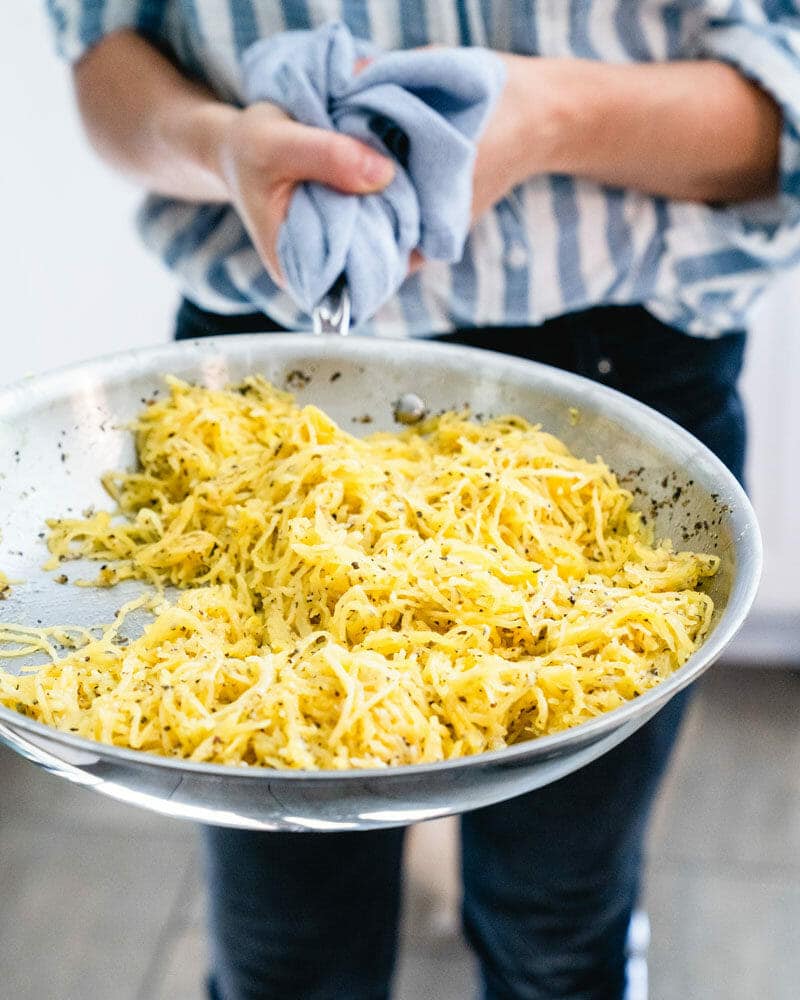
[214,103,395,285]
[471,54,556,220]
[409,53,547,275]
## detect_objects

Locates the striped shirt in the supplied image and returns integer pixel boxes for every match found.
[46,1,800,338]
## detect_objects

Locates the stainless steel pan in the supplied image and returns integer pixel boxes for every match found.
[0,334,761,830]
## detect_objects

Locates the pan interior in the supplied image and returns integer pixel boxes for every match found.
[0,335,751,745]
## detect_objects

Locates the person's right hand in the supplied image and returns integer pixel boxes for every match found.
[215,103,396,286]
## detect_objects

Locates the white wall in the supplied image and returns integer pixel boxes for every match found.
[2,6,797,651]
[742,277,800,620]
[1,5,175,381]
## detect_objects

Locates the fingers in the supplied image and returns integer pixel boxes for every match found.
[244,178,293,288]
[408,249,426,274]
[251,218,286,289]
[229,106,396,291]
[280,126,395,194]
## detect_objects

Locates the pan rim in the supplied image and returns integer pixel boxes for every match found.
[0,333,763,781]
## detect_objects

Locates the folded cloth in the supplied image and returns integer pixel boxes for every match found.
[242,22,506,327]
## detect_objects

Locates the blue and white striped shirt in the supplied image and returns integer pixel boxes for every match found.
[47,1,800,338]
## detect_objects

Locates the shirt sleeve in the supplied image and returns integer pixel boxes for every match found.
[44,0,167,63]
[694,1,800,268]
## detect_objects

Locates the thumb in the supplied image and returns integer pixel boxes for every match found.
[280,125,395,194]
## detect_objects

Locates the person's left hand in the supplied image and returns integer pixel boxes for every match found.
[471,54,538,219]
[357,51,554,273]
[410,53,555,273]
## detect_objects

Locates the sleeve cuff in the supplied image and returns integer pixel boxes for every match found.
[696,18,800,268]
[699,20,800,198]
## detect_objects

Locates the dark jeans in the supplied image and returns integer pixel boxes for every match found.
[176,299,747,1000]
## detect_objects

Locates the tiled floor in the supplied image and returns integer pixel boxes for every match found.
[0,666,798,1000]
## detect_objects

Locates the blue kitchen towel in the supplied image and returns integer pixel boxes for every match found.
[242,22,506,327]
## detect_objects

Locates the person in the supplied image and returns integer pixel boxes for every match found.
[46,3,800,998]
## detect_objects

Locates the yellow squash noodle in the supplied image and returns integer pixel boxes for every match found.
[0,376,718,769]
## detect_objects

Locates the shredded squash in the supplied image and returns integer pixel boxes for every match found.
[0,376,718,769]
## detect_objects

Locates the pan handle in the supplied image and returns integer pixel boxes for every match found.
[312,273,351,336]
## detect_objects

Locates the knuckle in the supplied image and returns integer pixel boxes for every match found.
[329,136,366,179]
